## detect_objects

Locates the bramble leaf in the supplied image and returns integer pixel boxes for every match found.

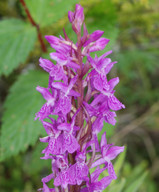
[23,0,76,27]
[0,19,36,76]
[0,70,48,161]
[23,142,51,175]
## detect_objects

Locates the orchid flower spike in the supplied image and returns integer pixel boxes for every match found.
[36,4,125,192]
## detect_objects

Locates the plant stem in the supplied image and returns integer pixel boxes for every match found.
[19,0,47,53]
[77,33,84,129]
[70,33,84,192]
[64,187,69,192]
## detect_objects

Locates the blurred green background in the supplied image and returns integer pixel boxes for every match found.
[0,0,159,191]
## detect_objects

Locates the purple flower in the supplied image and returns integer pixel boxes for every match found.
[45,35,72,52]
[55,152,89,188]
[68,4,84,33]
[35,103,53,121]
[87,52,116,76]
[38,173,55,192]
[84,167,114,192]
[52,75,80,97]
[39,57,54,73]
[35,87,57,120]
[52,76,80,115]
[39,58,67,82]
[38,182,55,192]
[36,4,125,191]
[108,95,125,111]
[50,52,79,70]
[83,38,110,55]
[91,132,124,172]
[62,131,80,153]
[40,121,63,157]
[83,100,117,134]
[54,94,72,115]
[54,169,73,188]
[83,30,104,47]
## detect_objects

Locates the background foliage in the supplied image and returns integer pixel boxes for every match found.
[0,0,159,191]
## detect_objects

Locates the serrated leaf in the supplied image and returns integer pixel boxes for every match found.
[124,171,148,192]
[24,0,76,27]
[0,19,37,76]
[0,70,48,161]
[24,142,51,175]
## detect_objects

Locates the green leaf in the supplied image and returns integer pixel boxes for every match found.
[0,19,37,76]
[24,0,76,27]
[105,146,126,191]
[114,146,127,177]
[107,178,126,192]
[85,0,118,51]
[98,122,115,141]
[0,70,48,161]
[124,161,148,187]
[23,142,51,175]
[124,171,148,192]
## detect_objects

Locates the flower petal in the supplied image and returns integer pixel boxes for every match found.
[106,146,125,161]
[84,30,104,47]
[108,95,125,111]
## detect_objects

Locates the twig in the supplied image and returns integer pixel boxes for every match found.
[20,0,47,53]
[111,101,159,143]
